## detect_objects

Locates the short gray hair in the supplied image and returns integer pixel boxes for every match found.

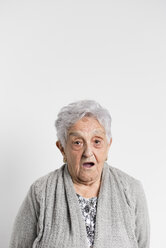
[55,100,112,148]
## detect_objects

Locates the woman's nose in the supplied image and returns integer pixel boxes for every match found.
[83,144,93,158]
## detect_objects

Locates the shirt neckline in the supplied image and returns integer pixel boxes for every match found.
[76,193,98,201]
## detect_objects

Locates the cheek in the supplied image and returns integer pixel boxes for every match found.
[68,150,82,163]
[96,148,108,161]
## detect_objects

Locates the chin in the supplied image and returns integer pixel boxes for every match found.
[78,172,99,183]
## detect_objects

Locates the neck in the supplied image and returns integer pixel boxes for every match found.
[73,178,101,198]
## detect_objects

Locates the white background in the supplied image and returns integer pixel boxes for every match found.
[0,0,166,247]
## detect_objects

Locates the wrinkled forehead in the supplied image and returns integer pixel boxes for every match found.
[67,117,106,138]
[68,129,106,137]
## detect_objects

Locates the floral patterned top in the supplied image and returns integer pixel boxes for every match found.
[76,194,98,248]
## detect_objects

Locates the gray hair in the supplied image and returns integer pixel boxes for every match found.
[55,100,112,148]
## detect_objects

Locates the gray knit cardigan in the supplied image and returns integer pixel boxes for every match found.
[9,163,150,248]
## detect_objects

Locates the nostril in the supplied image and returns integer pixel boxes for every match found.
[83,150,93,158]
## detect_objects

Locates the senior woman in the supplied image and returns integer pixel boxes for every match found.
[10,100,150,248]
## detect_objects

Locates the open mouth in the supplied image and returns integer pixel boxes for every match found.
[82,162,95,168]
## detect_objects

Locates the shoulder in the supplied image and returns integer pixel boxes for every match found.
[30,164,65,202]
[108,165,139,184]
[110,165,140,185]
[108,164,145,205]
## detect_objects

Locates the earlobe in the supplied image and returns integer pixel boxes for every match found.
[56,141,67,163]
[109,138,112,146]
[63,156,67,163]
[56,141,65,154]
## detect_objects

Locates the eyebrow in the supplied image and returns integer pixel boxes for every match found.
[69,132,81,137]
[68,130,105,137]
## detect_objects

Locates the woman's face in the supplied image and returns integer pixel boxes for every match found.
[57,116,112,185]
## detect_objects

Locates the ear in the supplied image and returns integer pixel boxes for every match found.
[108,137,112,147]
[56,141,65,156]
[105,138,112,161]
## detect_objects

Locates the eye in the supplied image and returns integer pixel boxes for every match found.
[94,139,102,147]
[74,141,81,145]
[72,140,83,150]
[72,140,83,146]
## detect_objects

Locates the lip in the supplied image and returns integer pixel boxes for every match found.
[82,162,95,168]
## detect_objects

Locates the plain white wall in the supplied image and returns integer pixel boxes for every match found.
[0,0,166,247]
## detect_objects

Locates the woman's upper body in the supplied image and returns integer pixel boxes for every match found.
[9,163,150,248]
[9,100,150,248]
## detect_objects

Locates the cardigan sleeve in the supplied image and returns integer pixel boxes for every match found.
[133,180,150,248]
[9,183,39,248]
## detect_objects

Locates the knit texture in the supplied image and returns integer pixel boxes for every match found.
[9,163,150,248]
